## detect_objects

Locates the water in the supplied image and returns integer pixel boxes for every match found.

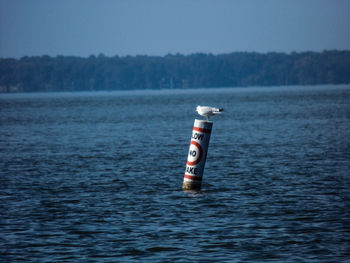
[1,85,350,262]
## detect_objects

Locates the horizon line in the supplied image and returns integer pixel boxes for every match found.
[1,49,350,60]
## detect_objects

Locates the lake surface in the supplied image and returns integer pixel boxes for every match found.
[1,85,350,262]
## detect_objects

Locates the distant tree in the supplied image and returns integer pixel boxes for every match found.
[0,51,349,92]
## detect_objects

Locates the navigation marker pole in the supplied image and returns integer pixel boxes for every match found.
[183,119,213,190]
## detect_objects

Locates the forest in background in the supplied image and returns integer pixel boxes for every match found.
[0,50,349,93]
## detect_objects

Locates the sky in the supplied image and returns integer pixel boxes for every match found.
[1,0,350,58]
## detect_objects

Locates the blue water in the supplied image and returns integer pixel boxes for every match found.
[1,85,350,262]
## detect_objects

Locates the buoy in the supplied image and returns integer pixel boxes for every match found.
[183,119,213,190]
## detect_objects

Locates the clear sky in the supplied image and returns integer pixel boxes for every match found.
[1,0,350,58]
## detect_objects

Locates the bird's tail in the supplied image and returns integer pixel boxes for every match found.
[213,108,223,114]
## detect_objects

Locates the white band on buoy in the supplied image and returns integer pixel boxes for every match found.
[183,119,213,190]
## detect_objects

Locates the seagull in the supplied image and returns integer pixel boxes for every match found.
[196,105,224,120]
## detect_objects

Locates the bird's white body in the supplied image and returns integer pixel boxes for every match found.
[196,105,223,120]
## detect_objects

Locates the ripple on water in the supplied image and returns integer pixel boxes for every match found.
[1,86,350,262]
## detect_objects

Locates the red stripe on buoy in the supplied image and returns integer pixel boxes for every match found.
[193,126,211,134]
[184,174,202,181]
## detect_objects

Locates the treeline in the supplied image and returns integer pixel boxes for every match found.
[0,50,350,92]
